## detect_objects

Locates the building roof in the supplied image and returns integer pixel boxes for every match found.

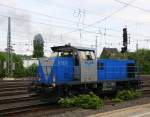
[102,47,118,53]
[100,47,119,58]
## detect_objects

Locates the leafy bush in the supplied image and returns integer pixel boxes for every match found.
[58,97,77,107]
[112,98,123,103]
[25,63,37,77]
[112,89,141,103]
[58,92,103,109]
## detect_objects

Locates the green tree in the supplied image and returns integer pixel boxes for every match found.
[0,52,6,78]
[128,49,150,74]
[12,53,26,77]
[0,52,26,78]
[33,34,44,58]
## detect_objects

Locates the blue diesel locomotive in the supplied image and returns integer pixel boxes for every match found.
[35,45,141,97]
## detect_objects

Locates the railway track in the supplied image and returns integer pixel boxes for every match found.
[139,75,150,97]
[0,76,150,116]
[0,78,75,117]
[0,78,51,116]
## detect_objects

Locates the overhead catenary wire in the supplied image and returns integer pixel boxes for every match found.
[61,0,137,35]
[0,0,149,35]
[0,22,150,44]
[86,0,137,27]
[114,0,150,14]
[0,1,150,55]
[1,36,149,47]
[0,3,126,32]
[36,0,109,16]
[0,27,150,51]
[1,3,150,39]
[0,14,121,37]
[0,3,81,25]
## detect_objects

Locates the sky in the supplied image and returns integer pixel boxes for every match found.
[0,0,150,56]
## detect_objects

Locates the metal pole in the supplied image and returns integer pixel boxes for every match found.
[136,40,138,52]
[6,17,12,77]
[95,35,98,59]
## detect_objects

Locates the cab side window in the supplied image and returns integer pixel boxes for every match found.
[85,51,92,60]
[98,62,104,70]
[80,51,95,60]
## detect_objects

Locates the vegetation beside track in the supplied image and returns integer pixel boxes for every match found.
[0,52,37,78]
[58,89,142,109]
[58,92,103,109]
[112,89,142,103]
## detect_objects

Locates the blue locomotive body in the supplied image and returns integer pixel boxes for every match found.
[38,58,137,84]
[35,45,140,97]
[97,59,136,81]
[38,57,75,85]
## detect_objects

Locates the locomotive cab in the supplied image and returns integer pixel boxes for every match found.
[51,45,97,83]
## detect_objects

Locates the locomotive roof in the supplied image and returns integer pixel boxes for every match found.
[51,45,95,52]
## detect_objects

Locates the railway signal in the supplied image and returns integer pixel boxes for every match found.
[121,28,128,53]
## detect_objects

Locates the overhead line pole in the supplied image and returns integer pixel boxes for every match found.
[95,35,98,59]
[6,17,13,77]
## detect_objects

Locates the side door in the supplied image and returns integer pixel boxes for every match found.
[79,51,97,83]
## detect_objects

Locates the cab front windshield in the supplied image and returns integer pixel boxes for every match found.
[51,50,95,60]
[51,51,73,57]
